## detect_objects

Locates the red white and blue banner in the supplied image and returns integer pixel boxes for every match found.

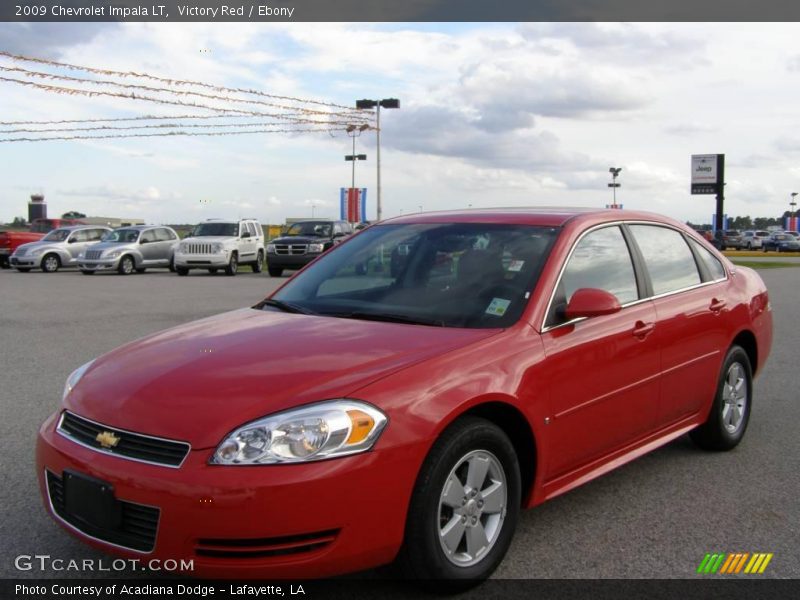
[785,216,799,232]
[340,188,367,223]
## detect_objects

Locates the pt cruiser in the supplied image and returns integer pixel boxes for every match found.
[37,208,772,588]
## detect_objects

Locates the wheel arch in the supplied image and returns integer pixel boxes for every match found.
[442,400,538,507]
[731,329,758,376]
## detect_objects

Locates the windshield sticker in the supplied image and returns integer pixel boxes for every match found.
[507,259,525,272]
[486,297,511,317]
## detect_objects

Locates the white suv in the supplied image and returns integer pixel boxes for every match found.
[174,219,264,276]
[741,230,770,250]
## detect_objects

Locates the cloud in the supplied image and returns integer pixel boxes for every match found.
[664,122,719,136]
[0,22,117,58]
[58,185,178,203]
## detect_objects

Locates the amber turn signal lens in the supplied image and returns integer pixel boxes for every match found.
[346,409,375,445]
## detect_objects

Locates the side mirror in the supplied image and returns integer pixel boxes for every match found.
[333,232,345,238]
[565,288,622,320]
[67,238,77,244]
[241,231,251,239]
[140,238,150,244]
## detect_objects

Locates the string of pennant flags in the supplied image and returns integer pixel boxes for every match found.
[0,51,376,143]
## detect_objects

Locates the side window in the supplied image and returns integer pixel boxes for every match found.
[333,223,343,236]
[629,225,701,295]
[688,239,726,281]
[140,230,156,243]
[561,225,639,305]
[87,229,105,241]
[70,230,88,243]
[155,228,175,241]
[246,222,258,237]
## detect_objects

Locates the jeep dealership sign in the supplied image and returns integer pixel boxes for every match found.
[691,154,724,195]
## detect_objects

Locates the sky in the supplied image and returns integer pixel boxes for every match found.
[1,22,800,226]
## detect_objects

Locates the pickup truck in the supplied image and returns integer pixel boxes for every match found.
[0,219,85,268]
[265,220,354,277]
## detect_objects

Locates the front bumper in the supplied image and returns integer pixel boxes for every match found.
[10,255,41,268]
[267,253,321,269]
[175,252,230,268]
[79,258,120,272]
[36,410,412,579]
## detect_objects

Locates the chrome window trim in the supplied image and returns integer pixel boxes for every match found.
[44,469,158,555]
[56,410,191,469]
[540,220,729,333]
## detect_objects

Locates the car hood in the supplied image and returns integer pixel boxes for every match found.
[271,235,328,245]
[65,308,499,448]
[87,241,134,252]
[15,240,63,252]
[182,236,236,244]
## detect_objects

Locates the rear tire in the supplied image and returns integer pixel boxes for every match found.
[225,253,238,276]
[690,345,752,451]
[42,253,60,273]
[268,266,283,277]
[118,256,135,275]
[252,251,264,273]
[396,417,521,591]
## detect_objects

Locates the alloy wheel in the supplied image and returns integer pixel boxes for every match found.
[721,362,748,434]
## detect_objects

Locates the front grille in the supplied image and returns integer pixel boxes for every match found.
[85,250,103,260]
[274,244,307,255]
[57,411,190,468]
[183,243,217,254]
[46,470,159,553]
[195,529,339,559]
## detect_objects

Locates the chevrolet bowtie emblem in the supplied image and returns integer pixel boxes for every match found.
[96,431,120,449]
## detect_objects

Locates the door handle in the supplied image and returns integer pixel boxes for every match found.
[709,298,727,313]
[632,321,655,339]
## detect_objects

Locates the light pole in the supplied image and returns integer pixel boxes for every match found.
[345,124,369,191]
[356,98,400,222]
[608,167,622,208]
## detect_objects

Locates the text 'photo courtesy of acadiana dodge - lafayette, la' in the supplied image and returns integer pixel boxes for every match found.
[1,5,800,598]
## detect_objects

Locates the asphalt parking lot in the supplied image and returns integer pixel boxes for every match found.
[1,265,798,579]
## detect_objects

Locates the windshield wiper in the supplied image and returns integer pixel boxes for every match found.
[259,299,317,315]
[328,311,445,327]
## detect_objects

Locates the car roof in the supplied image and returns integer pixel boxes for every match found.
[112,225,166,231]
[53,225,112,231]
[380,207,686,229]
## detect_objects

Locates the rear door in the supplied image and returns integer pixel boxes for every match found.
[540,225,660,478]
[139,229,159,263]
[627,225,729,426]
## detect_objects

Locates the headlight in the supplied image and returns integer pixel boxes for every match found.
[308,243,324,253]
[78,251,86,259]
[211,242,224,253]
[30,247,45,256]
[211,400,387,465]
[62,359,95,401]
[105,250,122,259]
[179,242,189,252]
[266,244,276,254]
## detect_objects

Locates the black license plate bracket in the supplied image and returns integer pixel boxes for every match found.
[63,470,122,530]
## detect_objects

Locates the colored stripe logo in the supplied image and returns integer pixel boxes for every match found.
[697,552,773,574]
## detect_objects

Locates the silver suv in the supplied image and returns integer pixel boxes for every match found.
[78,225,180,275]
[174,219,264,276]
[10,225,111,273]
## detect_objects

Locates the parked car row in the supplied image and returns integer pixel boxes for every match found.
[7,218,356,276]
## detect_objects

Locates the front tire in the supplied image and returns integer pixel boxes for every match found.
[176,266,189,276]
[268,266,283,277]
[397,417,521,590]
[42,253,60,273]
[80,270,94,275]
[118,256,135,275]
[225,252,238,276]
[16,268,31,273]
[690,345,752,451]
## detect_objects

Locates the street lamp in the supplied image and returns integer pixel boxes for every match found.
[345,124,369,191]
[356,98,400,222]
[608,167,622,208]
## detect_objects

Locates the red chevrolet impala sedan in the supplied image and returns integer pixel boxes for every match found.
[37,208,772,587]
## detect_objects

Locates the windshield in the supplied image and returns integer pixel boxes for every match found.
[286,222,332,237]
[268,223,559,329]
[102,229,140,243]
[42,229,70,242]
[191,222,238,237]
